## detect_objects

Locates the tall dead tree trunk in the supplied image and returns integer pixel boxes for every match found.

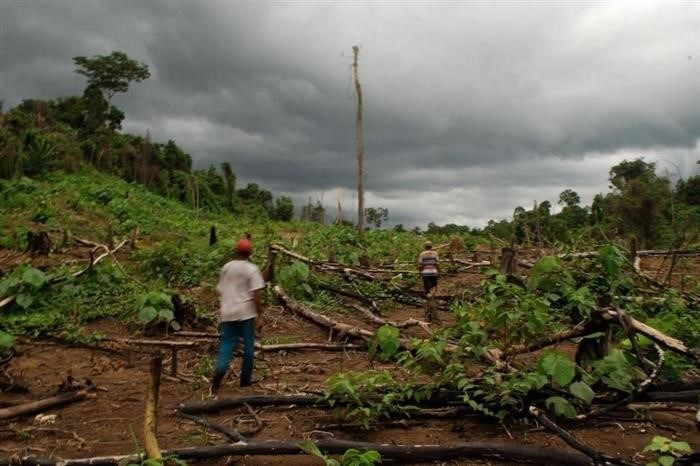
[352,45,365,234]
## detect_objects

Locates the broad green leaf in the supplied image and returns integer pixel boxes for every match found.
[545,396,577,418]
[170,320,182,331]
[158,309,174,322]
[0,331,14,351]
[22,267,48,289]
[539,352,576,386]
[302,283,313,296]
[569,381,595,404]
[15,293,34,309]
[138,306,158,323]
[598,245,624,278]
[658,455,674,466]
[668,441,691,453]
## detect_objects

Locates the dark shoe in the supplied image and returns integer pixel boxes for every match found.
[210,371,225,395]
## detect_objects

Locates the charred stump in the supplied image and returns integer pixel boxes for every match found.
[26,231,51,256]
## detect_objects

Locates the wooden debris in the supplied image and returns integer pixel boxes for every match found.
[0,438,595,465]
[273,285,414,350]
[529,406,635,466]
[144,354,162,460]
[0,389,93,421]
[175,410,245,443]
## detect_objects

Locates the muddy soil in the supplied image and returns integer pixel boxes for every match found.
[1,254,699,465]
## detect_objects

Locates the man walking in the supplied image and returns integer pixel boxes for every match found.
[418,241,439,297]
[210,238,265,395]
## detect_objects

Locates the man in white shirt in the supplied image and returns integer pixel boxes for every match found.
[210,238,265,395]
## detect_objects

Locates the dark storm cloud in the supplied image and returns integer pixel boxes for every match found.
[1,1,699,227]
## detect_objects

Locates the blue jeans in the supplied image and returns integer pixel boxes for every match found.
[215,318,256,385]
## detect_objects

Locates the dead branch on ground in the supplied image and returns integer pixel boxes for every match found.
[0,388,94,421]
[529,406,636,466]
[175,410,245,443]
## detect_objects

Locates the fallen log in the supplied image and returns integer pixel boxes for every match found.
[103,338,199,348]
[259,342,365,352]
[172,332,365,352]
[273,285,505,364]
[272,285,414,350]
[0,438,594,466]
[506,325,588,356]
[175,411,245,442]
[637,249,700,257]
[604,308,699,362]
[347,302,431,334]
[178,393,321,414]
[270,244,384,281]
[0,389,93,420]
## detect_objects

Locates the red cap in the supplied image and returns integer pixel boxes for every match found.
[236,238,253,255]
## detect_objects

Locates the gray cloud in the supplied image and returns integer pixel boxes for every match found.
[1,1,699,228]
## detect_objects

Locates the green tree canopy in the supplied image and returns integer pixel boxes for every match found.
[74,51,150,104]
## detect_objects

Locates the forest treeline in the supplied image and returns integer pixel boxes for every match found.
[0,52,294,221]
[470,158,700,249]
[1,51,698,249]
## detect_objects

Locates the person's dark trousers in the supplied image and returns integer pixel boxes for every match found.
[422,274,438,296]
[211,317,256,393]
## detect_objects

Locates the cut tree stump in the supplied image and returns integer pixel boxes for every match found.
[26,231,51,256]
[144,354,162,460]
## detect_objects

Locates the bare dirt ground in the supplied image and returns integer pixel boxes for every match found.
[1,253,699,465]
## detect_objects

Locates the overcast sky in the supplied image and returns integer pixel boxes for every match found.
[1,1,699,228]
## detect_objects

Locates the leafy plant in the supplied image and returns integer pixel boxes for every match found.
[299,441,382,466]
[136,291,180,331]
[278,260,313,299]
[368,325,400,362]
[0,330,14,355]
[643,435,691,466]
[323,371,425,429]
[0,265,50,310]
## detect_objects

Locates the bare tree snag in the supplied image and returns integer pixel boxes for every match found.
[144,354,162,460]
[0,389,93,420]
[352,45,365,234]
